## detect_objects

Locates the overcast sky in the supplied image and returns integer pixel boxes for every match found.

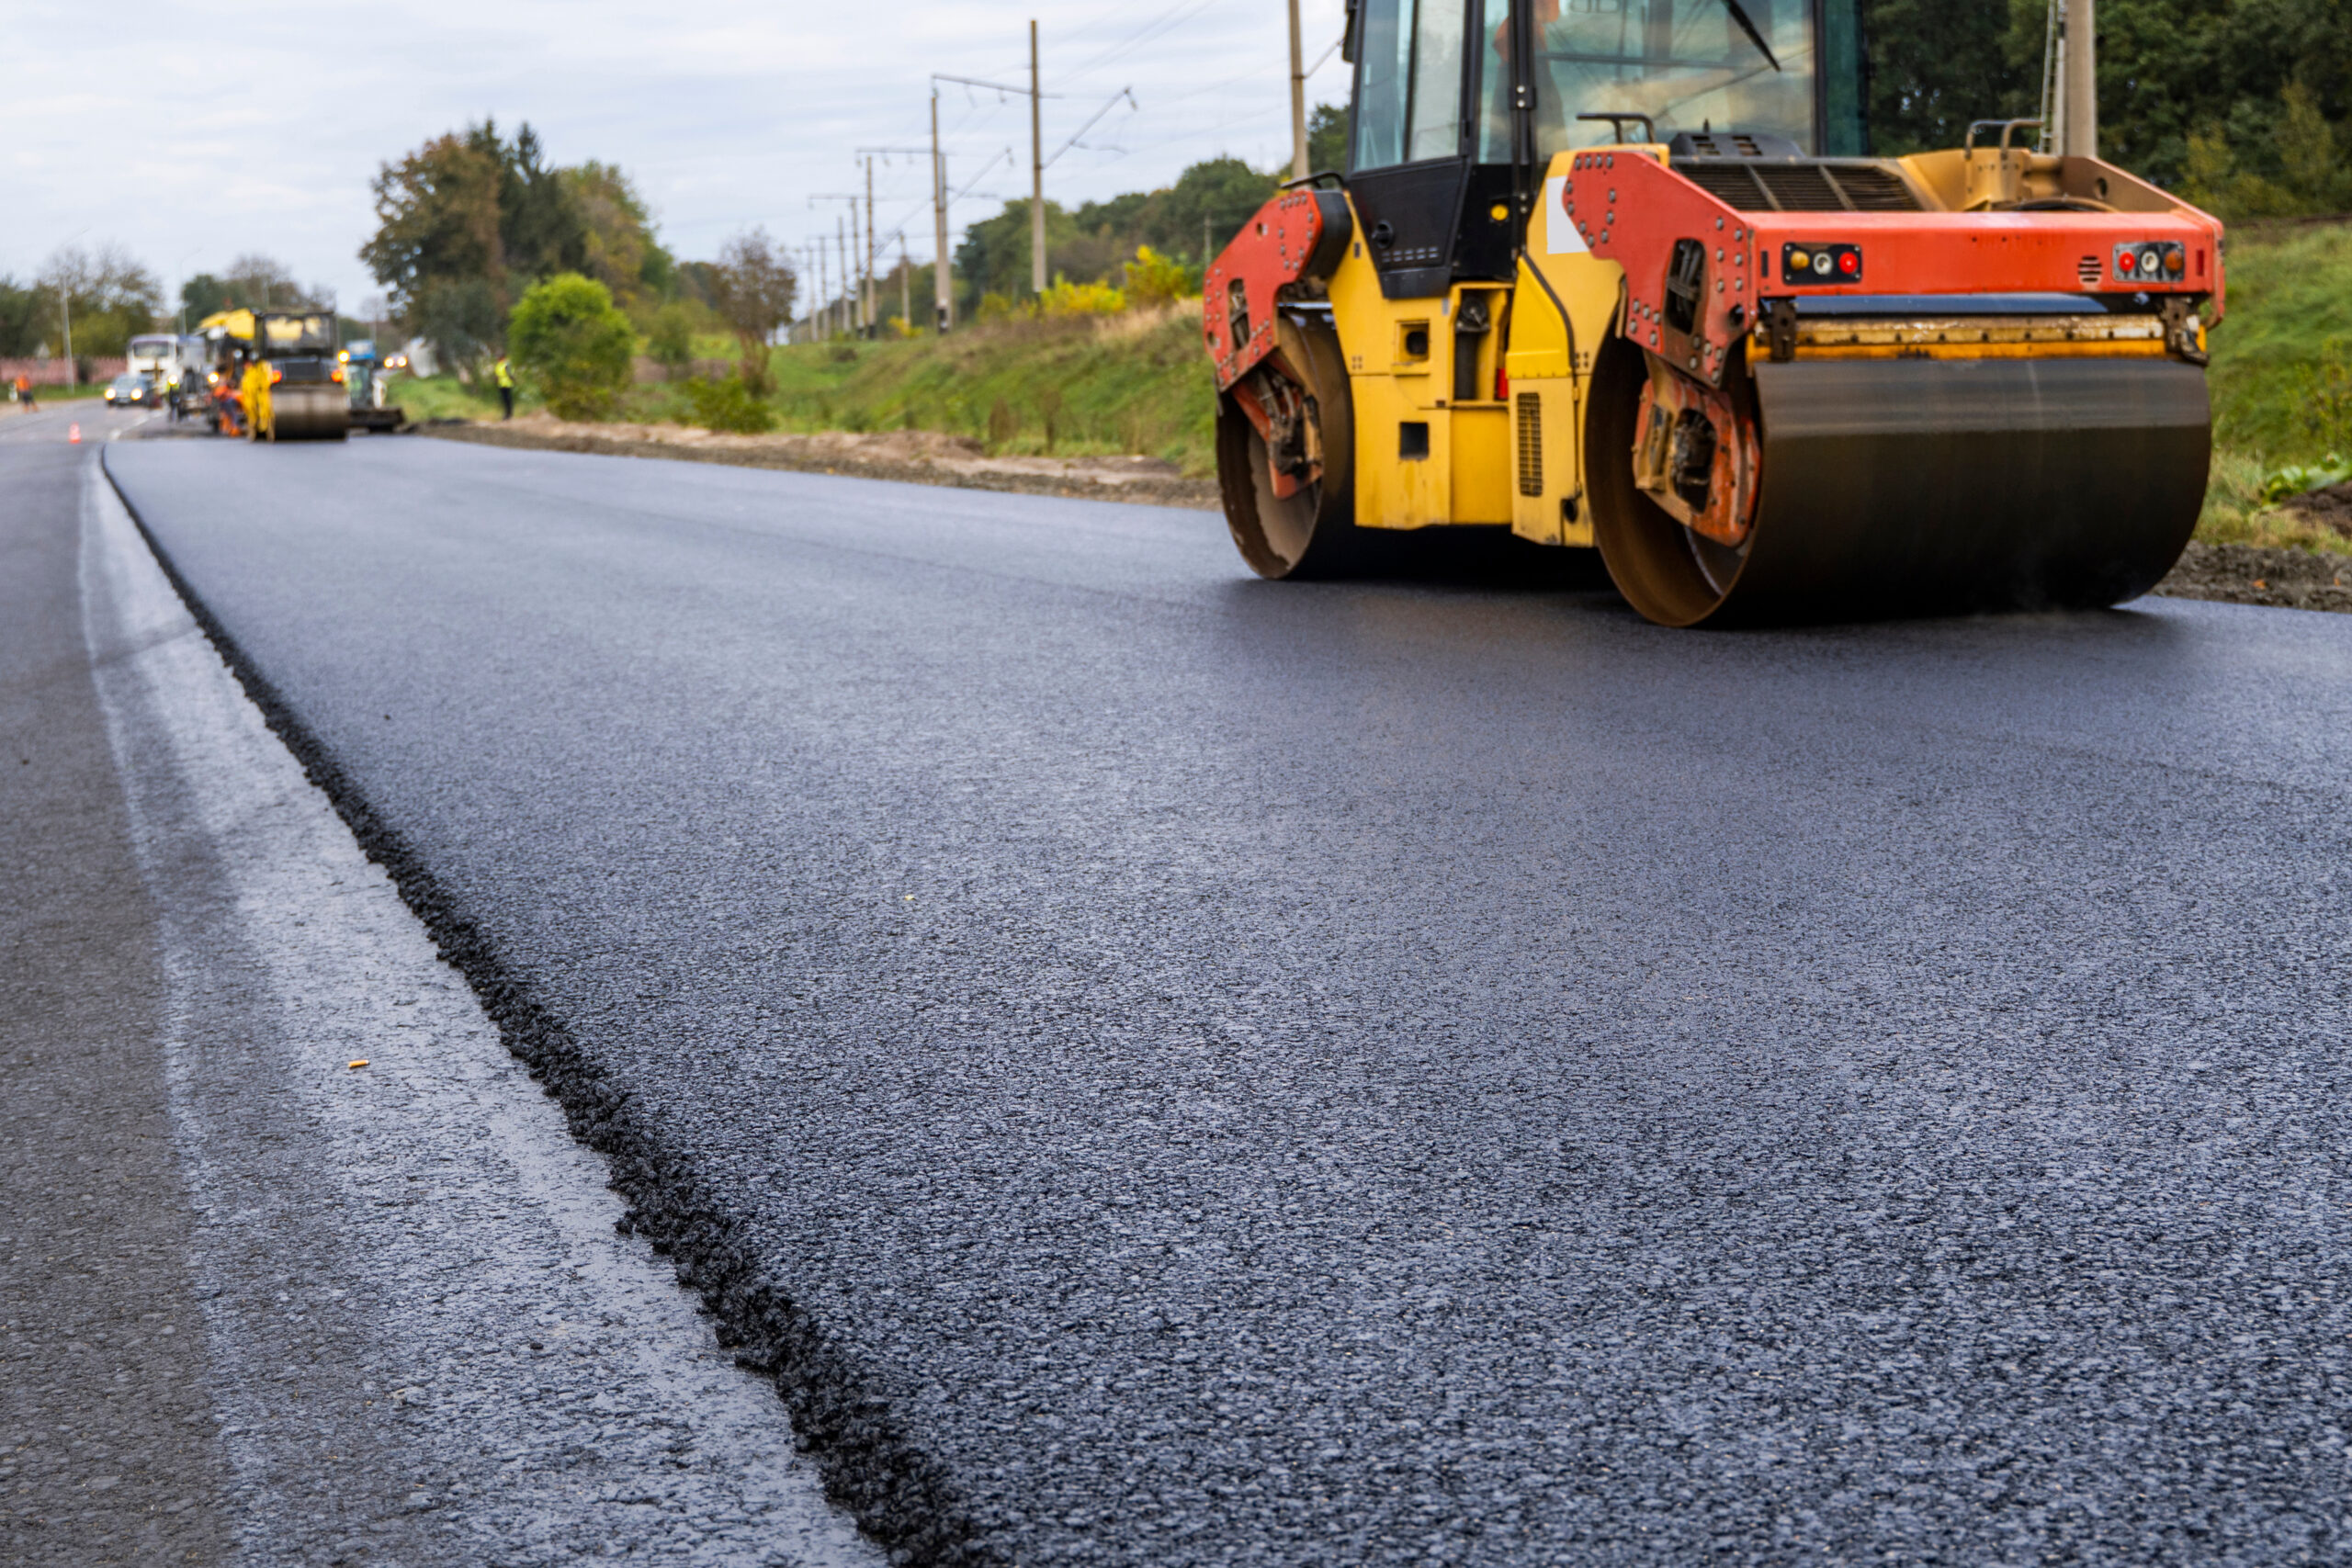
[3,0,1350,317]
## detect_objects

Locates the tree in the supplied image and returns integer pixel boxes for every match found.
[36,243,162,363]
[181,254,322,321]
[0,277,40,357]
[360,119,592,374]
[507,273,636,421]
[1307,102,1348,174]
[564,161,675,312]
[708,229,796,396]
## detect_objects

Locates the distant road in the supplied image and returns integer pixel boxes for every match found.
[107,433,2352,1566]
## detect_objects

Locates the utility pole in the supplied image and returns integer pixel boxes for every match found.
[864,155,877,338]
[60,294,74,386]
[2061,0,2098,159]
[933,93,953,332]
[899,237,912,333]
[837,216,851,336]
[1030,18,1046,297]
[1287,0,1309,181]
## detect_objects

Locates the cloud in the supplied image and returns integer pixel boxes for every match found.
[0,0,1349,308]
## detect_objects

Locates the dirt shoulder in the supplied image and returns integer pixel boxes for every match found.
[2156,540,2352,613]
[422,418,2352,615]
[423,414,1221,511]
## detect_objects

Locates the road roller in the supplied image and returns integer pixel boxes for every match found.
[238,309,350,442]
[1205,0,2223,626]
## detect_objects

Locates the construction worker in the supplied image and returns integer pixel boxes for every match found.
[13,371,34,412]
[493,354,514,421]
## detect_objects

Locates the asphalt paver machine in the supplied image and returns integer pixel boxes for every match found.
[1205,0,2222,625]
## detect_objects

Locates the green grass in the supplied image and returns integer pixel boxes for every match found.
[2202,220,2352,549]
[10,382,111,403]
[389,374,536,422]
[756,309,1217,475]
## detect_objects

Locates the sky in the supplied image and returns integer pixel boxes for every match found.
[1,0,1351,320]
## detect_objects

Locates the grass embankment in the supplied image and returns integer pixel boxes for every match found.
[390,309,1216,474]
[2200,220,2352,549]
[762,307,1216,474]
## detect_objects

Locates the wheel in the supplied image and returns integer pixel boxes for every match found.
[1216,314,1361,580]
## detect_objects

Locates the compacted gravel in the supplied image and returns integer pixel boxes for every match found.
[103,434,2352,1567]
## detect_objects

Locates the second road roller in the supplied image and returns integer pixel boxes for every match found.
[232,309,350,442]
[1205,0,2222,626]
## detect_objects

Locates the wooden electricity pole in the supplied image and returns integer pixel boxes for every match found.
[864,157,878,336]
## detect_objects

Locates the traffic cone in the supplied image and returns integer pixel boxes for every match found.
[68,423,81,444]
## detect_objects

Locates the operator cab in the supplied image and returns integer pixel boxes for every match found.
[1340,0,1866,297]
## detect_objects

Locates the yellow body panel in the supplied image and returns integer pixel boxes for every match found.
[1331,161,1623,544]
[1326,207,1519,531]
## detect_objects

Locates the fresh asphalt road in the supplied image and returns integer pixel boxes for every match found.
[107,432,2352,1566]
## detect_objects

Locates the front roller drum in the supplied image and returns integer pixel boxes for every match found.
[1590,342,2212,626]
[1216,314,1361,580]
[266,385,351,443]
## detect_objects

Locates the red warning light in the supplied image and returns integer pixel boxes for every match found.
[1838,251,1860,276]
[2118,251,2136,273]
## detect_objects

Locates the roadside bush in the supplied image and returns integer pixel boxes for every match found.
[1039,276,1125,317]
[644,301,695,381]
[680,375,776,434]
[1123,246,1198,307]
[508,273,635,420]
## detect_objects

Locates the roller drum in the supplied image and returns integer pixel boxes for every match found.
[269,385,351,442]
[1596,350,2211,626]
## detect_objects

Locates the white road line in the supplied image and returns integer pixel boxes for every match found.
[79,461,886,1567]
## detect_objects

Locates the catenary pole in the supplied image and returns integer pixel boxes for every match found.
[1030,19,1046,296]
[1287,0,1309,181]
[933,94,954,332]
[2062,0,2098,158]
[864,156,877,336]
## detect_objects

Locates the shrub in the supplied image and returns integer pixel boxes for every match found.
[508,273,635,420]
[680,376,777,434]
[1124,246,1198,307]
[644,302,695,381]
[1039,276,1125,317]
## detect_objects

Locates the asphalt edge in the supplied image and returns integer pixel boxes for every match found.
[98,445,1002,1568]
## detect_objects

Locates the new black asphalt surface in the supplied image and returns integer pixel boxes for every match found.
[107,433,2352,1566]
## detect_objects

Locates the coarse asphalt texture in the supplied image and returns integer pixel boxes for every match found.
[106,432,2352,1566]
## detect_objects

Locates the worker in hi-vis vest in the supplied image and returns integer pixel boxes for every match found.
[493,355,514,420]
